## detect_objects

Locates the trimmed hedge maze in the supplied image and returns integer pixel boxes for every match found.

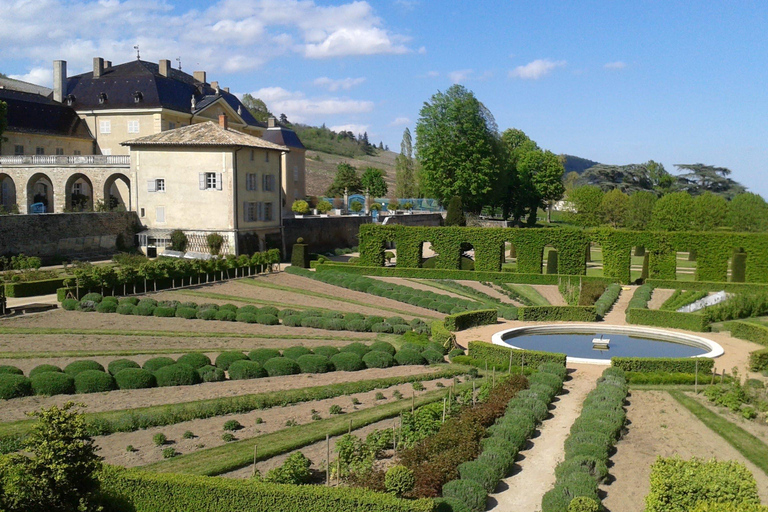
[357,225,768,284]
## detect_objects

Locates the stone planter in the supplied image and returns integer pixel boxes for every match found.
[294,214,304,218]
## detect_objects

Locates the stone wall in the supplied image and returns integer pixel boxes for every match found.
[284,213,442,255]
[0,211,140,260]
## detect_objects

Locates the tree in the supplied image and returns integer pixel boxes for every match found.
[726,193,768,232]
[415,85,502,212]
[674,163,746,199]
[517,150,565,223]
[395,128,418,198]
[625,191,657,230]
[498,128,539,221]
[601,188,629,228]
[567,186,605,227]
[649,191,694,231]
[326,162,361,196]
[563,171,580,193]
[0,403,102,512]
[240,94,272,124]
[445,196,466,226]
[279,113,290,126]
[360,167,388,198]
[691,191,728,231]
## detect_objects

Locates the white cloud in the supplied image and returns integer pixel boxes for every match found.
[9,67,53,87]
[448,69,473,83]
[329,124,369,135]
[509,59,566,80]
[389,117,410,126]
[313,76,366,92]
[426,70,440,78]
[418,46,427,55]
[604,61,626,70]
[252,86,374,124]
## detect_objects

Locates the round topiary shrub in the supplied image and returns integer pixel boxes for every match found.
[371,322,394,333]
[300,316,323,329]
[114,368,157,389]
[0,365,23,375]
[64,360,105,376]
[119,297,140,306]
[0,374,32,399]
[197,365,226,383]
[116,303,136,315]
[215,351,248,370]
[135,303,156,316]
[330,352,365,372]
[179,301,198,310]
[296,354,334,373]
[394,349,427,366]
[62,298,79,311]
[107,358,141,376]
[345,319,368,332]
[248,349,282,366]
[101,296,119,304]
[369,341,396,356]
[340,342,371,357]
[457,459,502,493]
[228,360,267,380]
[320,318,346,330]
[30,372,75,396]
[448,348,465,360]
[433,498,472,512]
[384,465,415,497]
[143,357,176,372]
[78,300,97,312]
[401,342,426,353]
[282,346,313,360]
[80,293,103,303]
[362,351,396,369]
[421,348,445,365]
[158,300,180,309]
[153,306,176,318]
[176,353,212,369]
[567,496,601,512]
[197,308,218,321]
[392,324,410,335]
[96,301,118,314]
[236,312,259,323]
[259,306,279,317]
[283,315,303,327]
[219,303,238,312]
[238,305,260,315]
[154,363,201,387]
[264,357,301,376]
[313,346,340,359]
[442,479,487,512]
[29,364,63,378]
[257,314,279,325]
[74,370,116,394]
[199,303,219,311]
[175,307,198,319]
[215,310,236,321]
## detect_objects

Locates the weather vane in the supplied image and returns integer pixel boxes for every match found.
[134,45,140,60]
[176,57,182,71]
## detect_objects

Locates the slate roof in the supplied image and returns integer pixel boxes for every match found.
[65,60,264,128]
[0,88,93,139]
[0,77,52,96]
[261,126,305,150]
[122,121,289,151]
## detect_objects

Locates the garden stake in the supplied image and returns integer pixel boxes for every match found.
[252,444,257,478]
[711,367,716,385]
[492,367,495,387]
[508,349,513,374]
[337,457,340,486]
[325,434,330,486]
[695,359,699,394]
[442,397,446,423]
[522,352,525,374]
[472,381,476,406]
[721,369,725,384]
[411,391,415,413]
[393,420,397,456]
[348,419,352,434]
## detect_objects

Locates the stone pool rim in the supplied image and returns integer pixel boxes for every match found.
[491,324,725,366]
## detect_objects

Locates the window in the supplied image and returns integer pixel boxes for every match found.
[200,172,222,190]
[140,207,145,217]
[293,166,299,182]
[263,174,275,192]
[74,150,81,155]
[265,151,269,163]
[13,145,23,155]
[244,201,257,222]
[156,179,165,192]
[156,206,165,223]
[246,173,257,191]
[127,120,140,134]
[73,183,82,194]
[102,148,112,155]
[99,120,111,134]
[35,147,45,155]
[264,202,273,221]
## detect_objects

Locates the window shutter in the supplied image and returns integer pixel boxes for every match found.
[243,201,248,221]
[147,180,156,193]
[216,173,223,190]
[199,173,206,190]
[257,202,263,221]
[262,174,267,191]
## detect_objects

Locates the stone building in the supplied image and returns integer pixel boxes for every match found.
[261,117,306,215]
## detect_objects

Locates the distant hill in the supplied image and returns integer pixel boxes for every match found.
[561,154,600,174]
[305,149,398,197]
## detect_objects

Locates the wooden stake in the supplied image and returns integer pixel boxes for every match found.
[252,444,258,477]
[522,352,525,374]
[325,434,330,486]
[411,390,415,413]
[442,397,446,423]
[348,419,352,434]
[337,457,341,486]
[472,380,476,406]
[393,420,397,456]
[492,367,495,387]
[508,349,513,374]
[711,366,716,385]
[695,359,699,394]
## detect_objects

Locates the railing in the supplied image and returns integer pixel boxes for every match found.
[0,155,130,166]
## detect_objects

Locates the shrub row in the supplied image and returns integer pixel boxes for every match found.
[440,364,566,512]
[611,357,715,374]
[660,290,708,311]
[626,308,710,332]
[313,263,569,284]
[468,340,567,368]
[444,310,498,331]
[541,367,628,512]
[627,284,654,310]
[4,277,65,298]
[431,321,456,349]
[728,321,768,347]
[704,293,768,323]
[645,458,762,512]
[624,371,723,386]
[647,279,768,294]
[748,349,768,372]
[517,306,598,322]
[450,355,534,377]
[594,283,622,318]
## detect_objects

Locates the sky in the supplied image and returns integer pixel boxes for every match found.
[2,0,767,196]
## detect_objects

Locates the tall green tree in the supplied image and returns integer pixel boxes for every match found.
[675,163,746,199]
[415,85,502,212]
[497,128,539,222]
[567,186,605,227]
[445,196,466,226]
[726,193,768,232]
[625,190,657,230]
[360,167,388,198]
[326,162,361,196]
[691,191,728,231]
[240,94,272,124]
[517,150,565,224]
[649,191,694,231]
[601,188,630,227]
[395,127,418,198]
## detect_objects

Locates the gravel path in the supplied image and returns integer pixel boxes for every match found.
[530,285,566,306]
[601,286,636,324]
[456,280,522,306]
[488,364,603,511]
[647,288,675,310]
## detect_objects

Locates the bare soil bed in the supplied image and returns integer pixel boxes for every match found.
[370,277,469,300]
[530,285,566,306]
[99,377,454,468]
[457,280,521,306]
[600,390,768,512]
[687,391,768,444]
[647,288,676,310]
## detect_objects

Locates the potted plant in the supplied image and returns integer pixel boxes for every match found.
[292,199,310,218]
[350,201,363,214]
[402,202,413,214]
[333,197,344,215]
[316,199,332,217]
[387,201,399,214]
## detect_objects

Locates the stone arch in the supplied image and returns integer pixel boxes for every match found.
[64,173,94,212]
[0,173,17,211]
[103,172,131,211]
[27,172,54,213]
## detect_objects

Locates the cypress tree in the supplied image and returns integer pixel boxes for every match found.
[445,196,466,226]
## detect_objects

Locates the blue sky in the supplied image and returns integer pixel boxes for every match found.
[2,0,767,196]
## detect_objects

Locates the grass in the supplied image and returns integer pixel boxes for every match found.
[237,278,439,319]
[669,390,768,476]
[145,383,466,476]
[503,283,550,306]
[0,367,466,448]
[407,279,484,302]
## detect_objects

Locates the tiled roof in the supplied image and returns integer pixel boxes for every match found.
[0,88,93,140]
[261,126,305,150]
[122,121,289,151]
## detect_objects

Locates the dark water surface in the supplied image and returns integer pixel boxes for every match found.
[506,332,707,360]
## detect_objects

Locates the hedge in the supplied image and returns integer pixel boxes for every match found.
[143,357,176,372]
[362,351,396,369]
[748,349,768,372]
[611,357,714,374]
[330,352,366,372]
[728,321,768,347]
[176,353,213,370]
[626,308,710,332]
[648,280,768,294]
[432,321,456,349]
[114,368,157,389]
[296,354,334,373]
[468,340,567,367]
[264,358,301,376]
[64,360,106,376]
[248,349,282,366]
[4,277,65,298]
[444,310,498,331]
[108,359,141,376]
[154,363,201,387]
[227,360,267,380]
[594,284,622,318]
[74,370,117,394]
[30,371,75,395]
[518,306,598,322]
[0,374,32,399]
[98,465,435,512]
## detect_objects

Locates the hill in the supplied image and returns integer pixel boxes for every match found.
[305,149,399,197]
[562,154,600,174]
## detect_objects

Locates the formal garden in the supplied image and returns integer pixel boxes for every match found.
[0,225,767,511]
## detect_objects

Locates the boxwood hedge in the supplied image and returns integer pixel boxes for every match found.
[74,370,117,393]
[444,309,498,331]
[64,360,106,376]
[29,364,63,378]
[264,357,301,376]
[197,365,226,383]
[215,352,248,370]
[143,357,177,372]
[468,341,566,367]
[296,354,334,373]
[228,360,267,380]
[176,353,212,370]
[0,374,32,399]
[114,368,157,390]
[282,346,313,360]
[30,371,75,395]
[330,352,366,372]
[611,357,714,374]
[0,365,23,375]
[394,349,427,366]
[362,351,396,369]
[248,349,282,366]
[154,363,201,387]
[108,359,141,376]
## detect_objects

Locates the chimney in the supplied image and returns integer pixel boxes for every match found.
[268,116,277,129]
[93,57,104,78]
[219,114,228,130]
[53,60,67,103]
[193,70,206,83]
[105,61,112,69]
[159,59,171,77]
[223,87,229,93]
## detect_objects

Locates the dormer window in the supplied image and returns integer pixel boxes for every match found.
[65,95,76,106]
[98,92,108,104]
[133,91,143,103]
